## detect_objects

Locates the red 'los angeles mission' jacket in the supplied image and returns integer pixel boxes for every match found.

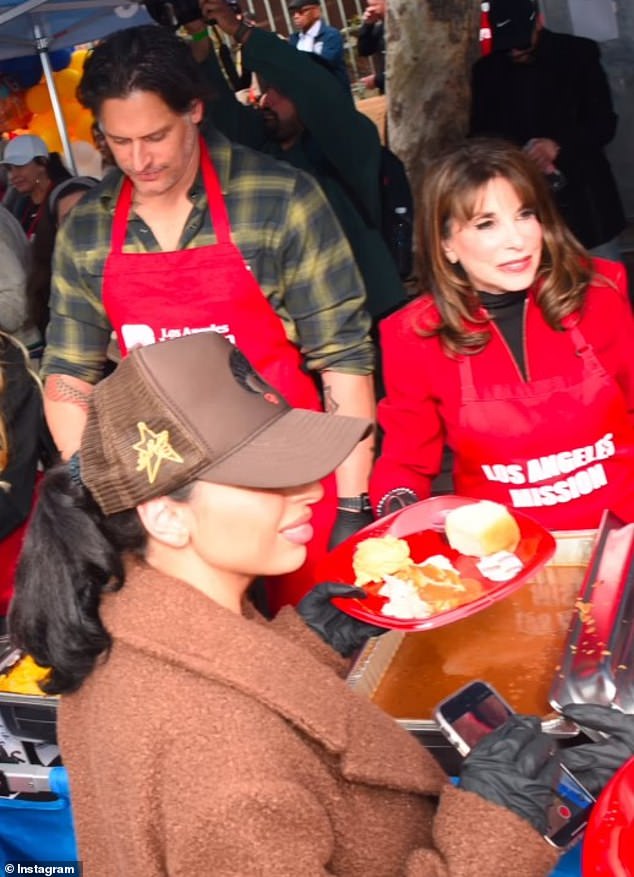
[371,258,634,528]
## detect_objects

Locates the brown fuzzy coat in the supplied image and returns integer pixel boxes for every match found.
[59,561,558,876]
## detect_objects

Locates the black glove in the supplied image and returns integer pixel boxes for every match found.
[376,487,420,518]
[328,503,373,551]
[459,715,560,835]
[559,703,634,797]
[296,582,387,657]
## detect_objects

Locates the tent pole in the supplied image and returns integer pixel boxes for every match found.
[34,23,78,174]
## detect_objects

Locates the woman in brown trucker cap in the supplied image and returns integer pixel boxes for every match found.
[7,332,607,876]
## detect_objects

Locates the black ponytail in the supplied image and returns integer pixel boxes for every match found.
[9,462,147,694]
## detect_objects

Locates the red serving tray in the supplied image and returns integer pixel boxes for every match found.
[317,495,556,632]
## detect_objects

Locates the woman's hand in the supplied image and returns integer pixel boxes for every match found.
[296,582,387,657]
[559,703,634,796]
[459,715,560,835]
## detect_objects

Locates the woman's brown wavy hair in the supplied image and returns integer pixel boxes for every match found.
[417,138,595,355]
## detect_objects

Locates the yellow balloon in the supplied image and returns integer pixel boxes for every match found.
[39,125,63,154]
[69,48,89,71]
[25,83,52,115]
[53,68,80,102]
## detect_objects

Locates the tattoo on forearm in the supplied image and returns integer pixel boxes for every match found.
[45,376,92,411]
[323,385,340,414]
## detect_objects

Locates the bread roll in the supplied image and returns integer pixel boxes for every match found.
[445,500,521,557]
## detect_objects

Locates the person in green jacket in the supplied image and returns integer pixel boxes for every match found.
[187,0,406,321]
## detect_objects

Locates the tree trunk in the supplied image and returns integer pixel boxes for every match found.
[386,0,481,202]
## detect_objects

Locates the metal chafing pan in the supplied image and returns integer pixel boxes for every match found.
[346,530,597,773]
[549,511,634,714]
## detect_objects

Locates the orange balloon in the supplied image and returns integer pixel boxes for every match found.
[28,111,56,137]
[72,109,96,145]
[53,68,80,102]
[39,125,63,153]
[61,99,83,127]
[25,83,52,115]
[28,111,64,153]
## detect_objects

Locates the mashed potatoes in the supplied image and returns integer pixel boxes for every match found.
[353,536,483,620]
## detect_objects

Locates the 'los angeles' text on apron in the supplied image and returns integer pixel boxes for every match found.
[453,312,634,530]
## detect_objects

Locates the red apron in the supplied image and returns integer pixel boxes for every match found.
[453,308,634,530]
[102,138,336,610]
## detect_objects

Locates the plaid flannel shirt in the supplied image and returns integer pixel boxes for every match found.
[43,129,373,384]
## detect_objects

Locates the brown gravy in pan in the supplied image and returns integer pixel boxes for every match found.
[371,563,587,718]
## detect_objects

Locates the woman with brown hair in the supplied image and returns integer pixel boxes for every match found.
[371,138,634,528]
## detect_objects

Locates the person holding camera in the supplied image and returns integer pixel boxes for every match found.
[41,25,376,613]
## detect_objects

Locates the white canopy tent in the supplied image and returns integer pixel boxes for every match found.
[0,0,154,170]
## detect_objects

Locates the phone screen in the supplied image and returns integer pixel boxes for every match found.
[434,681,594,849]
[450,690,513,750]
[547,766,594,847]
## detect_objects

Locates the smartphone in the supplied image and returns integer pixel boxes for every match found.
[434,680,594,849]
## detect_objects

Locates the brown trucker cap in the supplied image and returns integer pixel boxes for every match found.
[79,333,371,515]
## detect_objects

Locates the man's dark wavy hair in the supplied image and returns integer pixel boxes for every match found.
[78,25,210,117]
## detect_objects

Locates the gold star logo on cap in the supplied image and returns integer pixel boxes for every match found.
[133,422,184,485]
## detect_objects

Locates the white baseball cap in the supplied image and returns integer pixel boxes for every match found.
[2,134,49,167]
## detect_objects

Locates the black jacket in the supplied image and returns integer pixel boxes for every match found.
[470,29,625,250]
[357,20,385,93]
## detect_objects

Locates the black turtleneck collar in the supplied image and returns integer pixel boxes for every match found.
[478,289,528,378]
[478,289,528,312]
